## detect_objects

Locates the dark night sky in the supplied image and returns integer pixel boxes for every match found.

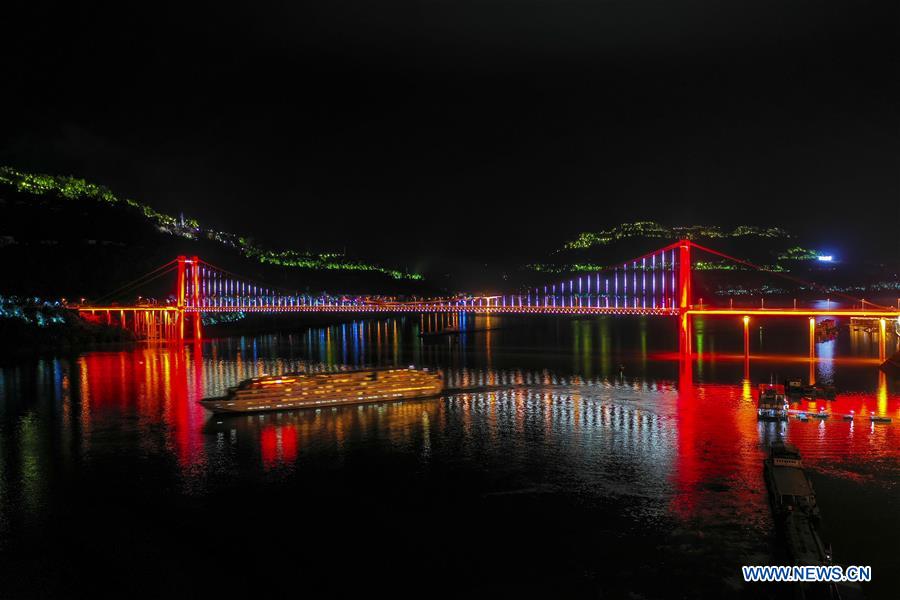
[3,1,898,273]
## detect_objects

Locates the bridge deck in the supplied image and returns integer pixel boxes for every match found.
[686,308,899,318]
[77,305,900,318]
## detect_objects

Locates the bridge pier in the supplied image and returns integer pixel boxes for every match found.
[678,312,692,355]
[808,317,815,359]
[191,255,202,340]
[173,255,203,340]
[193,312,202,340]
[808,317,816,385]
[743,316,750,359]
[677,240,692,356]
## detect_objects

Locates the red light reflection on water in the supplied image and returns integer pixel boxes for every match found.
[669,359,772,524]
[669,354,900,523]
[281,424,298,463]
[650,351,884,366]
[672,358,700,518]
[72,343,900,511]
[78,347,208,468]
[260,426,278,468]
[259,424,300,469]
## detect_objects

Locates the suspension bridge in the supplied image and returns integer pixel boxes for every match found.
[77,240,900,356]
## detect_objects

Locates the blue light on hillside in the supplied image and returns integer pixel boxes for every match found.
[817,255,833,262]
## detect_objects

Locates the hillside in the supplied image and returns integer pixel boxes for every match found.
[515,221,899,299]
[0,166,433,301]
[2,167,896,302]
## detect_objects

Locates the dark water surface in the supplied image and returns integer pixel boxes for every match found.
[1,315,898,598]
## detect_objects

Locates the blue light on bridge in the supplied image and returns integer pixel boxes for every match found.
[817,255,833,262]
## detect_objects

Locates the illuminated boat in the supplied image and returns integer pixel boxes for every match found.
[816,385,837,400]
[814,318,838,342]
[200,367,443,413]
[870,415,892,424]
[757,384,789,420]
[785,378,836,400]
[784,378,805,396]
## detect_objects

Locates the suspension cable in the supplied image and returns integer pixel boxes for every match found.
[197,259,300,295]
[90,260,177,304]
[687,240,892,310]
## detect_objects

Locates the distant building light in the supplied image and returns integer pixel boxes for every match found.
[817,255,833,262]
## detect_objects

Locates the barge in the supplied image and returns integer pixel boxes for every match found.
[764,443,845,599]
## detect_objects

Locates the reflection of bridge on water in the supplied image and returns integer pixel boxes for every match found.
[5,340,896,532]
[4,327,899,600]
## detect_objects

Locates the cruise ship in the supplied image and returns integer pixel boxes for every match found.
[200,366,443,413]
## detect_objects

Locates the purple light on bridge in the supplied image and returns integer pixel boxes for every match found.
[642,258,646,301]
[671,249,676,306]
[661,250,666,306]
[633,261,637,298]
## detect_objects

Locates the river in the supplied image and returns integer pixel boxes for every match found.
[1,315,897,598]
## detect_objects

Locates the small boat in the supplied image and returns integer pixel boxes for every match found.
[757,384,789,420]
[842,413,855,421]
[810,411,829,420]
[418,326,461,338]
[784,378,805,396]
[870,415,892,424]
[815,319,838,342]
[786,378,837,400]
[817,318,837,331]
[797,413,809,422]
[815,385,837,400]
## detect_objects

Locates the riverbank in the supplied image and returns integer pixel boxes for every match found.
[0,297,135,357]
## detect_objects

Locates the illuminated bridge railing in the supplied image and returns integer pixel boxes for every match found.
[77,243,900,341]
[525,244,685,311]
[186,303,680,316]
[180,242,690,315]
